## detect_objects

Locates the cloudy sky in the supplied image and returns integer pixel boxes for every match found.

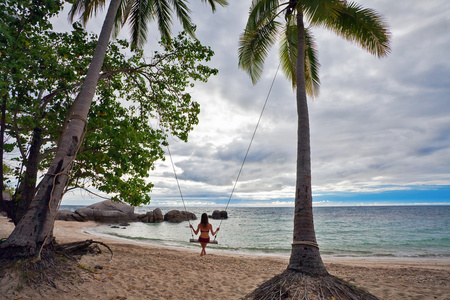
[59,0,450,207]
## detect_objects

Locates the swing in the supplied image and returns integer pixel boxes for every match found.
[166,63,280,245]
[189,238,218,244]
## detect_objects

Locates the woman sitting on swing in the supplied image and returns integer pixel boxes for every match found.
[190,213,219,256]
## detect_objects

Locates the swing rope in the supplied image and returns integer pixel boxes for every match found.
[166,143,194,238]
[214,62,281,241]
[166,62,281,242]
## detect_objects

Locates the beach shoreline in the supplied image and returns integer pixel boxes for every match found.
[84,222,449,264]
[1,216,449,299]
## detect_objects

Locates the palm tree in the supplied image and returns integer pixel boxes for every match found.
[239,0,390,298]
[0,0,227,261]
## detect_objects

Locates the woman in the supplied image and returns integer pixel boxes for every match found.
[190,213,219,256]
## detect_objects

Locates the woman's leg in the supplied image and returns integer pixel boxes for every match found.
[200,242,207,256]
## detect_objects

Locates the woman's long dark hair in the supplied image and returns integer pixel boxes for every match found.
[200,213,208,226]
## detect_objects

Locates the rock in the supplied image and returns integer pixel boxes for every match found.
[56,201,197,225]
[74,200,136,223]
[136,214,149,223]
[153,208,164,222]
[136,208,164,223]
[57,210,77,221]
[73,211,88,222]
[164,210,197,223]
[211,210,228,219]
[56,210,88,222]
[211,210,220,219]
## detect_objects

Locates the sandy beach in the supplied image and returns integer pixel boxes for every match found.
[1,216,449,300]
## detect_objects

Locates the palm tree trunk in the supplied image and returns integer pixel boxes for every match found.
[287,9,328,277]
[0,0,122,259]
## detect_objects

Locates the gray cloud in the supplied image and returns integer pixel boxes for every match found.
[55,0,450,205]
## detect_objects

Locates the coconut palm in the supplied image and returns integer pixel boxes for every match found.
[239,0,390,298]
[0,0,227,260]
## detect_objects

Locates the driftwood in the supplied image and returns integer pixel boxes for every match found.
[55,239,114,262]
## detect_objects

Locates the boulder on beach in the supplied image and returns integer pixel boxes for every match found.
[164,210,197,223]
[56,209,89,222]
[211,210,228,219]
[76,200,136,223]
[137,208,164,223]
[57,200,137,223]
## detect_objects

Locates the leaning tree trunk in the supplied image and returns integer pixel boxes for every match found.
[0,94,6,214]
[10,128,43,225]
[0,0,122,260]
[287,10,327,277]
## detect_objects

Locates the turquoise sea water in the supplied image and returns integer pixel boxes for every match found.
[62,205,450,259]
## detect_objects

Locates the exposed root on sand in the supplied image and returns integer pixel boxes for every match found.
[55,239,114,262]
[0,253,80,298]
[243,269,379,300]
[0,240,113,298]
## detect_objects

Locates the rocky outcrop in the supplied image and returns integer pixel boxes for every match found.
[164,210,197,223]
[57,209,89,222]
[56,201,197,224]
[56,200,136,223]
[136,208,164,223]
[211,210,228,219]
[76,200,137,223]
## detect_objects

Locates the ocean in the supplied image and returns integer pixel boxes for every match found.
[60,205,450,259]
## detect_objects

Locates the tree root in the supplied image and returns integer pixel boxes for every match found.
[243,269,379,300]
[0,253,75,294]
[0,239,114,297]
[54,239,114,263]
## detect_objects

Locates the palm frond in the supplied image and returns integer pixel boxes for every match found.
[238,1,283,84]
[127,0,151,48]
[127,0,173,48]
[200,0,229,12]
[112,0,133,40]
[69,0,108,25]
[171,0,195,38]
[279,22,320,97]
[304,27,320,98]
[248,0,282,25]
[239,17,282,84]
[300,0,342,25]
[279,16,297,89]
[323,1,391,57]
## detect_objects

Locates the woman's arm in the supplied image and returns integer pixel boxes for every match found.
[190,224,199,235]
[211,225,219,236]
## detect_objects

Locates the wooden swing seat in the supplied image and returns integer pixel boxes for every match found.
[190,239,218,244]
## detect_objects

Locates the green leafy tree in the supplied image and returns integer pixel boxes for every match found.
[0,0,226,261]
[0,0,65,222]
[68,32,217,206]
[3,23,216,225]
[239,0,390,298]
